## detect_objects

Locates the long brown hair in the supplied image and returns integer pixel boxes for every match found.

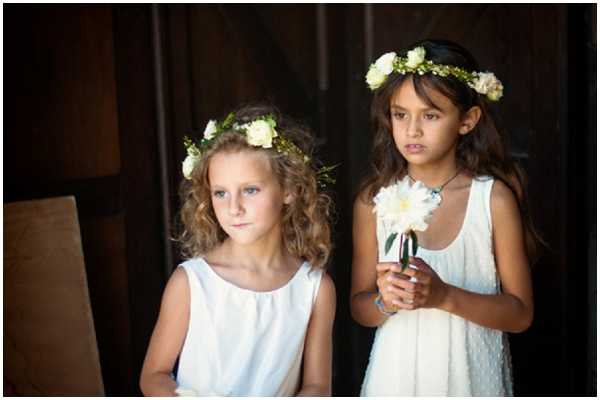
[175,104,333,268]
[358,39,543,262]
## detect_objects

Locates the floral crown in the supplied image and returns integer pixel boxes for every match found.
[365,46,504,101]
[182,113,336,187]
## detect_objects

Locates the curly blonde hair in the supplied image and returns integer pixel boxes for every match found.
[175,105,333,269]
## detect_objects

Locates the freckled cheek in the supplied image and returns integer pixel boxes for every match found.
[211,201,228,221]
[258,198,284,216]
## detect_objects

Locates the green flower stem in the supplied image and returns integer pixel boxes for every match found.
[399,231,418,270]
[401,234,409,270]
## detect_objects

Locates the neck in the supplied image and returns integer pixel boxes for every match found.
[407,162,460,189]
[219,235,288,272]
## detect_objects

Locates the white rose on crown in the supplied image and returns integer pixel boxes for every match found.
[405,46,426,68]
[374,52,397,75]
[471,72,504,101]
[203,119,217,140]
[182,154,199,179]
[366,65,387,90]
[244,120,278,148]
[365,52,396,90]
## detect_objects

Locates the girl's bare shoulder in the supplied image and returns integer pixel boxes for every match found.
[490,179,521,225]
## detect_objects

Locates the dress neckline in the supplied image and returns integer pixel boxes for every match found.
[198,257,308,295]
[417,177,475,254]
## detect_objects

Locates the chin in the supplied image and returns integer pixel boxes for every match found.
[225,232,260,246]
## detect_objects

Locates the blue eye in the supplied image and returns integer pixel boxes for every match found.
[213,190,226,199]
[244,187,259,195]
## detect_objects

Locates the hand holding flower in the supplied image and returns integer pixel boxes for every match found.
[375,262,417,311]
[400,257,450,309]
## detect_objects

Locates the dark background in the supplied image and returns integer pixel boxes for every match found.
[4,4,596,396]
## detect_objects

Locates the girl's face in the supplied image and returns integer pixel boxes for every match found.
[208,149,291,247]
[390,77,473,169]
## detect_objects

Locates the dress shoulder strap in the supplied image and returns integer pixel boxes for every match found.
[467,176,494,233]
[294,263,324,305]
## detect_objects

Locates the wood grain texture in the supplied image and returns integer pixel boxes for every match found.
[4,197,104,396]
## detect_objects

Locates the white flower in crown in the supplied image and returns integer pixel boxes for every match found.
[373,176,440,236]
[470,72,504,101]
[365,65,387,90]
[405,46,426,68]
[375,52,397,75]
[244,119,278,148]
[182,154,199,180]
[203,119,218,140]
[365,52,396,90]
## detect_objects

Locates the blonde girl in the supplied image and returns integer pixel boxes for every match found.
[140,105,336,396]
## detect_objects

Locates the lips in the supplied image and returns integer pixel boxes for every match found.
[404,144,425,154]
[232,223,250,229]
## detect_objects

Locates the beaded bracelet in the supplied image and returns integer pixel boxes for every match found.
[374,293,397,316]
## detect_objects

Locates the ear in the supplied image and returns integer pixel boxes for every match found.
[283,188,295,205]
[458,106,482,135]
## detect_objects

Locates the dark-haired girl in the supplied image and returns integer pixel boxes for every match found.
[351,40,539,396]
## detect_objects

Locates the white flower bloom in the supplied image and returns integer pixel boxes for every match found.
[245,120,278,148]
[203,119,218,140]
[406,46,426,68]
[471,72,503,101]
[182,154,199,180]
[366,65,387,90]
[374,52,397,75]
[373,176,440,235]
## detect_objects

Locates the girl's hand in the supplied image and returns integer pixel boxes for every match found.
[375,262,416,311]
[402,257,450,309]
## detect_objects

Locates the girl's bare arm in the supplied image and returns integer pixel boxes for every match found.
[297,273,336,396]
[139,268,190,396]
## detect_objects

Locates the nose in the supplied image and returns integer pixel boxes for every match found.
[406,117,422,138]
[228,194,244,216]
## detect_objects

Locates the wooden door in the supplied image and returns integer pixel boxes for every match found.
[4,3,594,395]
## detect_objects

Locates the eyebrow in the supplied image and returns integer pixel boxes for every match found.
[390,104,442,112]
[210,180,265,189]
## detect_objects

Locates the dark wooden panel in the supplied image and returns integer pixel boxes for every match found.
[318,5,356,395]
[112,5,167,395]
[4,4,138,396]
[4,5,121,181]
[79,215,133,395]
[565,4,596,395]
[4,175,122,219]
[522,6,568,395]
[254,5,318,101]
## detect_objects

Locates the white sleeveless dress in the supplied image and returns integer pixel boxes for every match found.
[176,258,323,396]
[361,176,513,396]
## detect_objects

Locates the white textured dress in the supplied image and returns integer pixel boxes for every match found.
[176,258,323,396]
[361,176,513,396]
